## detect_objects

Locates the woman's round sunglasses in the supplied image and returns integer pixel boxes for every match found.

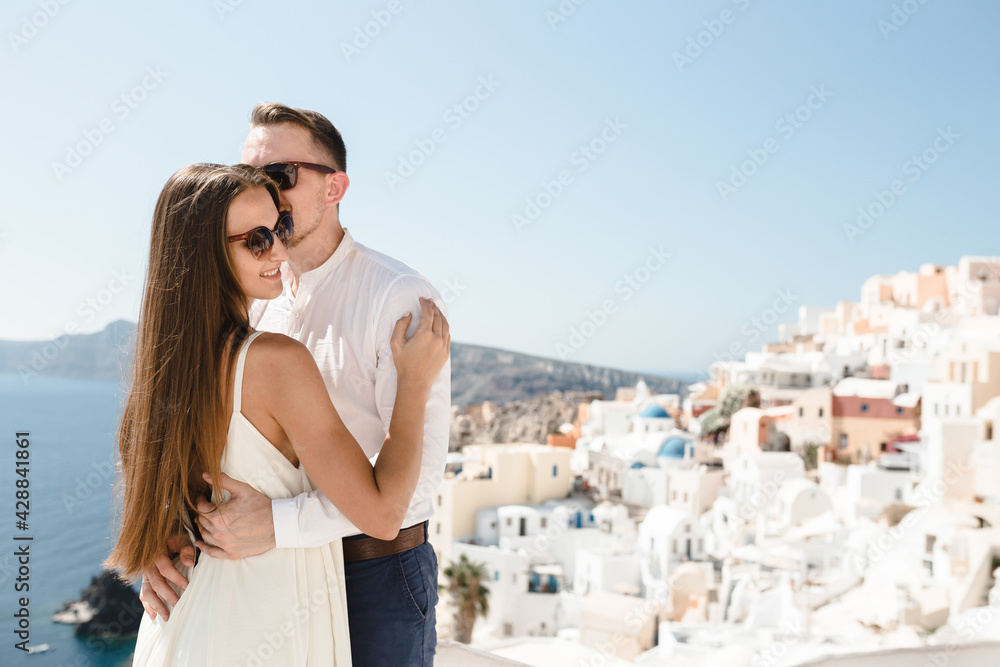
[227,211,293,259]
[258,161,337,191]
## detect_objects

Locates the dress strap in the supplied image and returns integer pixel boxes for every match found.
[233,330,266,413]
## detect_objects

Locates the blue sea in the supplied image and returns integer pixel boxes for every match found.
[0,373,136,666]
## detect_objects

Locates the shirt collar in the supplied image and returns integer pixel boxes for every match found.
[297,227,355,287]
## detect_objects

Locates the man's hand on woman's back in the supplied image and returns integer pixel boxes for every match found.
[194,472,276,560]
[139,534,195,621]
[139,472,275,621]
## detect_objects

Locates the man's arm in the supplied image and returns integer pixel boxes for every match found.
[270,488,362,548]
[197,277,449,552]
[271,276,449,547]
[372,276,451,533]
[194,473,364,554]
[249,291,363,548]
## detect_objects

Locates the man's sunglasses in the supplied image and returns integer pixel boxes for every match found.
[258,161,337,191]
[227,211,293,259]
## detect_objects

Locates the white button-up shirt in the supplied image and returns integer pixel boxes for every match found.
[250,228,450,547]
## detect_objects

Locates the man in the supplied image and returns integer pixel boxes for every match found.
[139,103,450,666]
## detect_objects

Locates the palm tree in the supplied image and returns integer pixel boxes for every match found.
[441,554,490,644]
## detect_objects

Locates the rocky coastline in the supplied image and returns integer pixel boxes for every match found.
[53,570,143,639]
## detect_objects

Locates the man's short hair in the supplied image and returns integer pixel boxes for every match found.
[249,103,347,172]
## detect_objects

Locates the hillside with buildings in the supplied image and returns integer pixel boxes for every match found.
[429,256,1000,666]
[449,342,684,407]
[450,391,588,450]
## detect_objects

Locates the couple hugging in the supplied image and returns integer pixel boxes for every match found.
[106,103,451,666]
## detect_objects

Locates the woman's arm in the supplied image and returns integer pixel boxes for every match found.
[269,297,449,540]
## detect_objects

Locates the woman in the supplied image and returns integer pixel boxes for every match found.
[105,163,449,665]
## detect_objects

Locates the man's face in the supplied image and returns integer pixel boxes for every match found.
[241,123,332,252]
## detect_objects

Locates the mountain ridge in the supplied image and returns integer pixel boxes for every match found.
[1,320,686,406]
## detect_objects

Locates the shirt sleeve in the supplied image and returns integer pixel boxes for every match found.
[372,275,451,533]
[271,273,450,549]
[272,491,362,548]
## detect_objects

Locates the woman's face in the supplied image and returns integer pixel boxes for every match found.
[226,187,288,301]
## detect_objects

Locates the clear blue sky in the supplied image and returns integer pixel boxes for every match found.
[2,0,997,378]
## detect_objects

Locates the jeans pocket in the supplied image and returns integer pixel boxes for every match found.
[396,549,429,622]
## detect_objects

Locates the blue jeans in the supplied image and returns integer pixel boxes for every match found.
[344,530,438,666]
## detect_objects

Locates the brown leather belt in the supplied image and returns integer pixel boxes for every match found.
[342,521,427,563]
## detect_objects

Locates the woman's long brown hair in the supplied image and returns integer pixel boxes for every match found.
[105,163,281,580]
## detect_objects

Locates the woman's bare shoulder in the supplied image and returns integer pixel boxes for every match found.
[250,331,304,350]
[245,333,330,426]
[248,332,314,369]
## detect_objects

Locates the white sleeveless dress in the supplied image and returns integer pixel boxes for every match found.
[132,331,352,666]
